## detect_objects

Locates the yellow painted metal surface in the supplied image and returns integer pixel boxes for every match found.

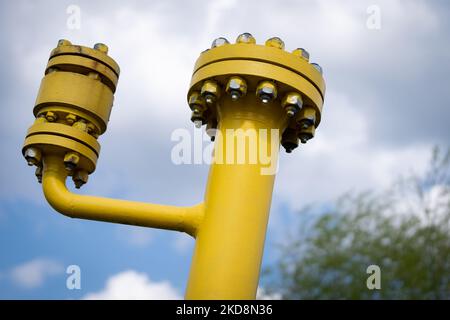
[42,155,203,236]
[185,95,286,299]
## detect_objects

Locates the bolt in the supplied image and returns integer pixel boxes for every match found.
[236,32,256,44]
[211,37,229,48]
[292,48,310,61]
[191,107,207,128]
[93,43,108,54]
[201,80,221,104]
[47,67,58,74]
[281,128,299,153]
[311,63,323,75]
[299,132,313,144]
[188,91,206,112]
[35,166,43,184]
[286,106,297,118]
[206,119,218,141]
[261,95,270,104]
[205,96,213,104]
[296,107,317,129]
[265,37,285,50]
[24,147,42,167]
[45,111,57,122]
[57,39,72,47]
[73,119,88,132]
[65,114,77,125]
[256,81,277,103]
[63,152,80,171]
[34,113,47,125]
[298,124,316,144]
[87,123,96,135]
[282,92,303,118]
[73,170,89,189]
[88,72,100,80]
[226,76,247,101]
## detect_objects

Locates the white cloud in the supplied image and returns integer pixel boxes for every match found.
[10,258,64,289]
[84,270,182,300]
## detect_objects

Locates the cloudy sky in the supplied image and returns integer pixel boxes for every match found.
[0,0,448,299]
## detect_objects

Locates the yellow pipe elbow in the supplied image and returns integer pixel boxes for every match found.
[42,156,204,237]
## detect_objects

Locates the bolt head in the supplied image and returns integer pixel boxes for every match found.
[296,107,317,128]
[24,147,42,166]
[86,123,96,135]
[88,72,100,80]
[211,37,229,48]
[201,80,221,103]
[188,91,206,111]
[265,37,285,50]
[45,111,57,122]
[73,119,88,132]
[236,33,256,44]
[73,170,89,189]
[190,109,206,127]
[93,43,109,54]
[65,114,77,125]
[298,123,316,144]
[47,67,58,74]
[256,81,277,103]
[226,76,247,99]
[311,63,323,75]
[57,39,72,47]
[292,48,310,61]
[63,152,80,171]
[35,166,43,184]
[282,92,303,116]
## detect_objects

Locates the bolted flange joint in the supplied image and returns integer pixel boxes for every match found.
[187,33,326,153]
[22,39,120,187]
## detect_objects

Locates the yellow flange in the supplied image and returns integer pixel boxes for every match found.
[187,34,326,153]
[22,39,120,188]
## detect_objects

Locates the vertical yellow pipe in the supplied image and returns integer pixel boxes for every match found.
[185,95,287,299]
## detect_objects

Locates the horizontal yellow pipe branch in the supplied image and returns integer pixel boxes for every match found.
[42,155,204,237]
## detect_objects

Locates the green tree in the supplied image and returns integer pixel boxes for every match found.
[267,147,450,299]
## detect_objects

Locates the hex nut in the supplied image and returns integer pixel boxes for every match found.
[265,37,285,50]
[201,80,221,104]
[256,81,277,103]
[292,48,310,61]
[226,76,247,100]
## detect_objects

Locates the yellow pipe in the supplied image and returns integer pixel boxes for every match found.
[42,155,204,237]
[23,37,326,300]
[185,95,287,299]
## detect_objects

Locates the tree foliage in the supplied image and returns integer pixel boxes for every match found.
[267,147,450,299]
